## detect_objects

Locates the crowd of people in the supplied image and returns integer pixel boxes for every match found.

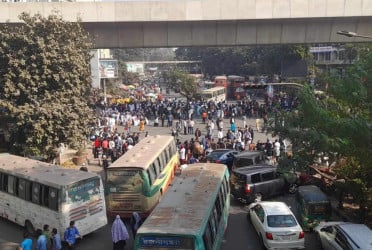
[18,214,143,250]
[19,221,80,250]
[88,92,292,169]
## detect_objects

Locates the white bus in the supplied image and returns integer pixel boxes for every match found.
[197,86,226,103]
[0,153,107,237]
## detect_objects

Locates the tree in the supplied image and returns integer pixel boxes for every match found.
[0,12,94,159]
[162,69,198,100]
[175,45,309,78]
[271,48,371,221]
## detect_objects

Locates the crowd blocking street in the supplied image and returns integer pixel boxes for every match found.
[0,91,356,250]
[88,93,291,174]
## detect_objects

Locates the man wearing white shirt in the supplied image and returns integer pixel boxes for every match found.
[179,145,186,164]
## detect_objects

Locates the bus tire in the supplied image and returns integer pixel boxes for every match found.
[25,220,36,237]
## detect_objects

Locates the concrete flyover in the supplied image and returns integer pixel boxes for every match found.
[1,0,372,48]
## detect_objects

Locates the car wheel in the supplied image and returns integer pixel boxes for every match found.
[288,183,298,194]
[254,193,263,202]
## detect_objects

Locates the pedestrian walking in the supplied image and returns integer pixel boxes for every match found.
[130,212,143,238]
[36,229,48,250]
[51,228,62,250]
[43,224,52,250]
[64,221,82,250]
[19,232,33,250]
[111,215,130,250]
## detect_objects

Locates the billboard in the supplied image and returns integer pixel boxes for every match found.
[99,59,118,79]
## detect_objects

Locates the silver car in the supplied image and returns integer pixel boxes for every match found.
[314,221,372,250]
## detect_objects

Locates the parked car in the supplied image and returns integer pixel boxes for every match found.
[248,201,305,249]
[230,165,287,203]
[231,150,269,171]
[314,221,372,250]
[206,149,239,171]
[296,185,331,231]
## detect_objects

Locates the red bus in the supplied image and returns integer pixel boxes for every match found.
[214,75,228,88]
[228,75,246,100]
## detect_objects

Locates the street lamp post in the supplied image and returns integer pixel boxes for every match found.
[337,30,372,39]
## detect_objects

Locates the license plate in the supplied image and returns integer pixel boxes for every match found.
[281,235,291,240]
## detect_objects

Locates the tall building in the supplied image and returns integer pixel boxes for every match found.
[310,45,354,75]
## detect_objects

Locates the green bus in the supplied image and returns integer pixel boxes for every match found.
[105,135,179,218]
[134,163,230,250]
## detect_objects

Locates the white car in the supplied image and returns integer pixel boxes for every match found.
[248,201,305,249]
[314,221,372,250]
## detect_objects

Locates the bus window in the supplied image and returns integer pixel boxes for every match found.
[17,178,29,200]
[42,185,49,207]
[158,152,166,171]
[215,195,222,219]
[1,174,8,192]
[164,146,170,163]
[32,182,41,204]
[48,187,58,211]
[153,161,160,176]
[203,223,213,250]
[7,175,15,195]
[107,170,142,193]
[147,167,156,185]
[0,173,4,191]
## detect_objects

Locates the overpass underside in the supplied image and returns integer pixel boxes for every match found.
[85,17,372,48]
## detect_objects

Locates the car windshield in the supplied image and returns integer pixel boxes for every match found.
[267,215,297,228]
[208,151,227,160]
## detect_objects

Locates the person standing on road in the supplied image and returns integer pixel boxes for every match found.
[42,224,52,250]
[111,215,129,250]
[36,229,47,250]
[179,145,186,165]
[64,221,82,250]
[19,232,33,250]
[51,228,62,250]
[130,212,143,238]
[139,119,145,132]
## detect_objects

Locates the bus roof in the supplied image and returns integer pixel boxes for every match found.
[201,86,225,93]
[214,75,227,80]
[107,135,175,170]
[138,163,228,235]
[0,153,99,187]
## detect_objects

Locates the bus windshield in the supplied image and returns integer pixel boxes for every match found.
[106,169,143,193]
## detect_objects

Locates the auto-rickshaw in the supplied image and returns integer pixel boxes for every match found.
[296,185,331,231]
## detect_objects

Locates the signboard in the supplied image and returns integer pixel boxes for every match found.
[99,59,118,79]
[139,236,193,249]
